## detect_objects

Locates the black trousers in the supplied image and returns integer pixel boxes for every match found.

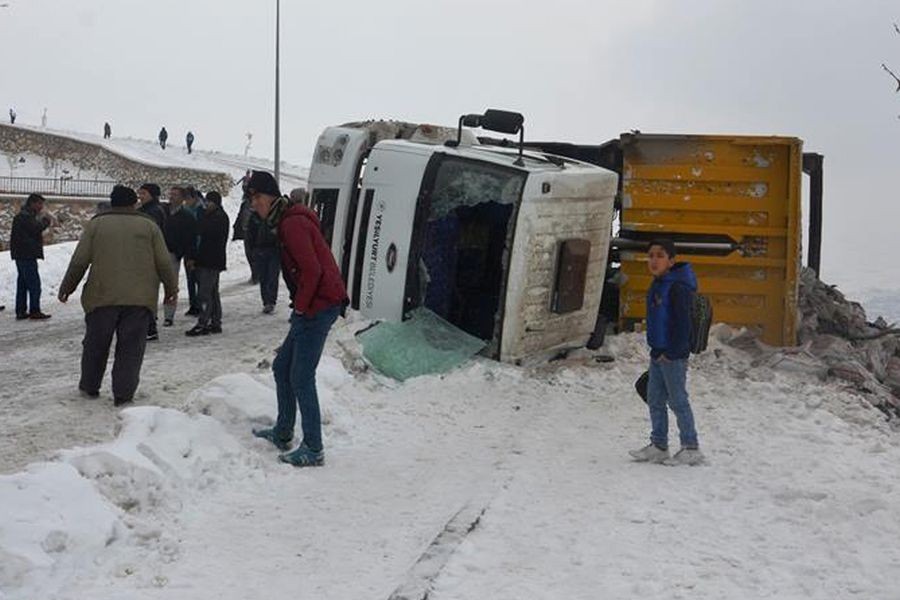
[195,267,222,328]
[80,306,151,401]
[186,261,201,311]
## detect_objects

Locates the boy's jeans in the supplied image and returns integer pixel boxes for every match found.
[647,356,699,449]
[272,305,341,452]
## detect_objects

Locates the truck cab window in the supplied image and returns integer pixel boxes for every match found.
[417,157,525,343]
[310,188,339,246]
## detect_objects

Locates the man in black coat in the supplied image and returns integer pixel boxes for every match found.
[162,186,198,327]
[137,183,167,339]
[159,127,168,150]
[10,194,52,320]
[186,191,229,336]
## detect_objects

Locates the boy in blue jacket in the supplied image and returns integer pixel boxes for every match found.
[629,239,704,466]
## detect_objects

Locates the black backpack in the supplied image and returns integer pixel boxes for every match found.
[689,291,713,354]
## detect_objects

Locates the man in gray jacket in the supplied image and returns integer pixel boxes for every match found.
[59,185,177,406]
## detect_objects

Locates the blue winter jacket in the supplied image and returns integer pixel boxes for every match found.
[646,262,697,360]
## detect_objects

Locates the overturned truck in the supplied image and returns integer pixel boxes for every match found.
[306,110,824,364]
[307,111,617,363]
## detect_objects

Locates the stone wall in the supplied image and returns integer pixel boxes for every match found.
[0,123,233,194]
[0,194,102,251]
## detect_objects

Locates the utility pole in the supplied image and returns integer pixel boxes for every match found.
[274,0,281,185]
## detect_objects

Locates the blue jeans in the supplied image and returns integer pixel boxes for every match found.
[15,259,41,315]
[647,357,699,449]
[272,305,341,452]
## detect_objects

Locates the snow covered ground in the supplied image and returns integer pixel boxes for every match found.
[2,196,900,598]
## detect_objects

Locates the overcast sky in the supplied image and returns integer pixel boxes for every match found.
[1,0,898,295]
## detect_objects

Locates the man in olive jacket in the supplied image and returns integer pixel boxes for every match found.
[58,185,177,406]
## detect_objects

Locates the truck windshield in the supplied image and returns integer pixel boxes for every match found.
[417,156,526,346]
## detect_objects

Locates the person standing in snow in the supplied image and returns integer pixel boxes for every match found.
[10,193,52,320]
[137,183,168,341]
[232,172,259,284]
[41,108,47,128]
[58,185,177,406]
[185,191,229,336]
[186,131,194,154]
[246,203,279,313]
[9,108,16,124]
[181,187,204,316]
[158,127,168,150]
[103,122,111,139]
[248,171,348,467]
[629,239,703,466]
[162,187,198,327]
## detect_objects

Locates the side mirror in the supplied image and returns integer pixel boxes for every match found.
[447,109,526,166]
[480,110,524,135]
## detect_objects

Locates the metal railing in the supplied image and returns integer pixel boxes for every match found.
[0,175,118,198]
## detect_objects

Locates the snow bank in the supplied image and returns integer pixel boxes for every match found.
[0,463,121,595]
[0,351,361,598]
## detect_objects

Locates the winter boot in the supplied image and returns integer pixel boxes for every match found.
[252,428,292,451]
[628,443,670,463]
[279,443,324,467]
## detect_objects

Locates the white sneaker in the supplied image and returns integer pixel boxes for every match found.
[629,443,670,463]
[665,447,705,466]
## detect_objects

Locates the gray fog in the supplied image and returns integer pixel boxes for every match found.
[1,0,898,296]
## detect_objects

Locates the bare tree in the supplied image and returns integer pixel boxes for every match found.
[884,23,900,96]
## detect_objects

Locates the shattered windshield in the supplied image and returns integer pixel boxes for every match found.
[429,158,525,219]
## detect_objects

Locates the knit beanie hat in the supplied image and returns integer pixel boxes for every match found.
[246,170,281,198]
[206,190,223,205]
[139,183,161,199]
[110,185,138,207]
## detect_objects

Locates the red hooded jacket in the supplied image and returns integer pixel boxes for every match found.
[277,204,348,316]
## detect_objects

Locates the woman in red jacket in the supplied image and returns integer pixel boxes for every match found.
[247,171,348,467]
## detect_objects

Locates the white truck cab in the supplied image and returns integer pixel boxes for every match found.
[308,111,618,363]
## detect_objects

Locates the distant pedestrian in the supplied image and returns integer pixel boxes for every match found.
[247,171,348,467]
[629,239,704,466]
[186,131,194,154]
[244,132,253,156]
[103,122,111,139]
[9,108,16,124]
[186,191,229,336]
[158,127,168,150]
[58,185,177,406]
[41,108,47,128]
[10,193,52,320]
[162,187,198,327]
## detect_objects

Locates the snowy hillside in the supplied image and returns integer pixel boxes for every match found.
[2,189,900,599]
[1,123,308,190]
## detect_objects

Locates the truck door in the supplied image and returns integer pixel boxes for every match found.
[307,127,372,284]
